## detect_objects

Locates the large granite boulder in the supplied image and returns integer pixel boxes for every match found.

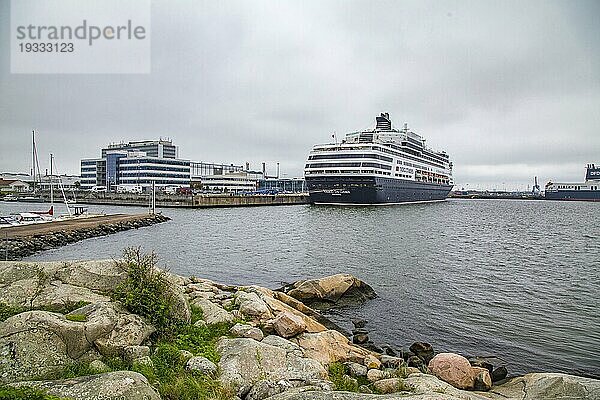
[52,260,127,292]
[0,261,111,308]
[0,310,105,382]
[191,298,234,325]
[235,290,273,321]
[78,302,155,357]
[264,389,465,399]
[485,373,600,399]
[272,311,307,338]
[160,270,192,324]
[12,371,161,400]
[250,287,327,333]
[290,330,375,366]
[0,260,190,326]
[405,372,491,399]
[217,337,327,391]
[280,274,376,309]
[0,301,155,382]
[428,353,492,391]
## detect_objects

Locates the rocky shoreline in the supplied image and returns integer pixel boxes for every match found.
[0,214,170,260]
[0,257,598,400]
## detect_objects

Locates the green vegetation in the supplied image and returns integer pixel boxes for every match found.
[0,384,63,400]
[0,301,90,322]
[327,362,370,392]
[393,378,411,393]
[65,314,87,322]
[33,361,99,382]
[328,362,359,392]
[328,362,414,394]
[112,248,182,336]
[0,303,25,321]
[190,304,204,324]
[170,322,231,364]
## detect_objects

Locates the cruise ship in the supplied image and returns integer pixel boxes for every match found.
[304,113,454,204]
[544,164,600,201]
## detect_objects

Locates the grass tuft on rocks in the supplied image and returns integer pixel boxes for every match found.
[65,314,87,322]
[0,301,90,322]
[0,384,62,400]
[190,304,204,324]
[112,247,182,336]
[0,303,26,321]
[328,362,359,392]
[170,322,231,364]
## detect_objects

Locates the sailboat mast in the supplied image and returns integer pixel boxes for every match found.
[50,153,54,207]
[32,130,36,192]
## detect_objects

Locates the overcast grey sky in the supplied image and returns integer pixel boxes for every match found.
[1,0,599,189]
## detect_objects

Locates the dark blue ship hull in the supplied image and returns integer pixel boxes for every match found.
[545,190,600,202]
[306,176,453,204]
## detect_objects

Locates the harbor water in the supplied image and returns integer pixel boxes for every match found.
[2,199,599,378]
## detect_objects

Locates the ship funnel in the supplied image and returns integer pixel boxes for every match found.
[375,113,392,130]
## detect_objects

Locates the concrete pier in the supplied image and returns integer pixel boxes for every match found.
[71,193,310,208]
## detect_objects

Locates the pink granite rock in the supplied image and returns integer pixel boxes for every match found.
[428,352,491,391]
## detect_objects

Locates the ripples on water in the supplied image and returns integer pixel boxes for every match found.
[4,199,598,377]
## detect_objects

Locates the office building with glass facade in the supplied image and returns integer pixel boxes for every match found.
[80,141,190,191]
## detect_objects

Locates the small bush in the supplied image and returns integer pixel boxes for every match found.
[112,247,180,335]
[0,384,62,400]
[328,362,359,392]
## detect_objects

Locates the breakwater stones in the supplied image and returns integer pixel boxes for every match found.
[0,214,170,260]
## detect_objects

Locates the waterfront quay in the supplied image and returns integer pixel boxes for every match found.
[1,213,169,260]
[74,192,310,208]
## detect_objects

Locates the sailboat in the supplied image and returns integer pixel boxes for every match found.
[22,131,85,219]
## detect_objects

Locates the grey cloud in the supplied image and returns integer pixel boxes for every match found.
[1,0,599,189]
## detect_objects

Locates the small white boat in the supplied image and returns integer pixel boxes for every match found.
[15,212,53,224]
[0,215,20,226]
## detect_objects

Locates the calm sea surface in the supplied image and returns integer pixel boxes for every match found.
[2,199,599,377]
